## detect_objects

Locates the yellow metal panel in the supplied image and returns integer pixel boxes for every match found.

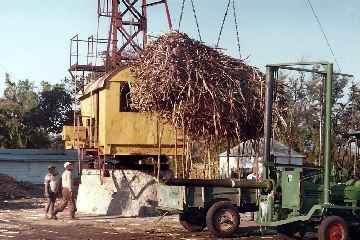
[108,145,183,156]
[80,95,95,119]
[98,87,107,148]
[103,77,182,155]
[62,126,86,141]
[62,126,87,149]
[77,67,183,156]
[79,93,99,147]
[109,67,135,82]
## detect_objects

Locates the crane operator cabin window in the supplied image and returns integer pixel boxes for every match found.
[119,82,134,112]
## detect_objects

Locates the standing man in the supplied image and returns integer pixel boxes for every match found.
[246,167,258,221]
[54,162,76,219]
[44,165,61,219]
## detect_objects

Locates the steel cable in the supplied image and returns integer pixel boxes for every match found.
[178,0,186,30]
[216,0,231,48]
[232,0,241,58]
[303,0,342,72]
[190,0,202,41]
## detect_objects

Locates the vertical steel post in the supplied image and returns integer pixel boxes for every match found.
[264,66,275,179]
[174,128,178,178]
[163,0,173,30]
[323,63,333,205]
[227,137,230,178]
[76,35,79,65]
[318,75,325,166]
[355,140,358,177]
[142,0,148,46]
[111,0,119,62]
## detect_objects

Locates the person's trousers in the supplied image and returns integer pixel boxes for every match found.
[45,194,56,216]
[54,188,76,218]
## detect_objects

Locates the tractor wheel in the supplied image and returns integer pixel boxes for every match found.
[318,216,348,240]
[206,201,240,238]
[179,212,205,232]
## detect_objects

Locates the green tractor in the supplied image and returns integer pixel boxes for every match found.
[160,62,360,240]
[255,62,360,240]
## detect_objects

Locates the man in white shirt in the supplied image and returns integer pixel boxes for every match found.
[246,172,257,181]
[53,162,76,219]
[44,165,61,219]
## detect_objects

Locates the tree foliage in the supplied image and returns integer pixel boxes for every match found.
[0,74,73,148]
[31,82,73,134]
[277,67,359,180]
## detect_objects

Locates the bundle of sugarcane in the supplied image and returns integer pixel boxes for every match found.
[130,32,267,143]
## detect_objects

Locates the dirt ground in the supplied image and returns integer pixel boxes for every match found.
[0,197,298,240]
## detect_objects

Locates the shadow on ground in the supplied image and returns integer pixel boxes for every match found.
[0,198,44,210]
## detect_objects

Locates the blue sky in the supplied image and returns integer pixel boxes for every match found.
[0,0,359,96]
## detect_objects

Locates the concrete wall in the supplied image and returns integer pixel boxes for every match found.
[0,148,78,184]
[76,169,158,217]
[0,160,77,184]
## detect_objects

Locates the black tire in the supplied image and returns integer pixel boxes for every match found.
[278,223,305,239]
[179,212,205,232]
[278,224,296,237]
[349,226,360,240]
[206,201,240,238]
[319,216,348,240]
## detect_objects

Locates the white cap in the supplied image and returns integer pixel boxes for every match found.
[64,162,72,168]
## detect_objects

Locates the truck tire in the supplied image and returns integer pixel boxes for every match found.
[319,216,348,240]
[206,201,240,238]
[179,212,205,232]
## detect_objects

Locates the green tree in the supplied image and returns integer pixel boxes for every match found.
[0,74,73,148]
[0,99,24,147]
[0,75,40,148]
[34,82,73,134]
[277,66,350,166]
[4,75,38,112]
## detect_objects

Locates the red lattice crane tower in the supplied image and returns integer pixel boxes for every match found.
[69,0,172,77]
[99,0,173,68]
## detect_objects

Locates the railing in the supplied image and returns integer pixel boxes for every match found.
[69,34,108,73]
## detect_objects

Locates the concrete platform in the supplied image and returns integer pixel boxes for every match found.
[76,169,158,217]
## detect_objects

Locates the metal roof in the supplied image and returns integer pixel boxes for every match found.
[83,71,112,95]
[82,65,128,96]
[0,149,77,162]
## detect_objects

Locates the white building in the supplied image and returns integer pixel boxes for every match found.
[219,140,304,178]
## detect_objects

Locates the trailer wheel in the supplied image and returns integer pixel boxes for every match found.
[319,216,348,240]
[278,222,305,239]
[277,224,296,237]
[349,226,360,240]
[206,201,240,238]
[179,212,205,232]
